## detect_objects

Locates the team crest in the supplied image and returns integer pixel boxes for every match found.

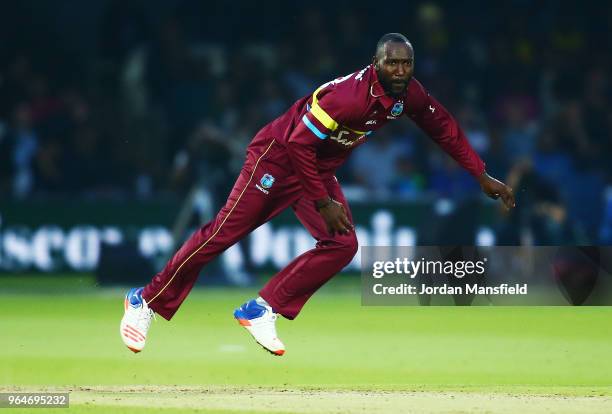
[391,102,404,117]
[260,173,275,189]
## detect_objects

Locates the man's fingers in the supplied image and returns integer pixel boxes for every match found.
[321,201,353,235]
[331,220,347,235]
[507,186,516,206]
[330,218,352,235]
[481,176,516,208]
[501,192,515,209]
[335,202,352,234]
[501,186,515,208]
[341,216,353,233]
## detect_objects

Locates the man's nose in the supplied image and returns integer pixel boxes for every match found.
[396,64,406,76]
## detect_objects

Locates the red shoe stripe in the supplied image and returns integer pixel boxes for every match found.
[236,319,251,327]
[122,330,142,342]
[123,329,145,341]
[123,334,139,343]
[124,326,145,341]
[124,325,145,340]
[127,346,141,353]
[123,331,144,343]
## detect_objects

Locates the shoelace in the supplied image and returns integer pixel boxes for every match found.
[137,307,155,332]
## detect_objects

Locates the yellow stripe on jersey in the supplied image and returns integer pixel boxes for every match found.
[310,85,338,131]
[310,84,368,135]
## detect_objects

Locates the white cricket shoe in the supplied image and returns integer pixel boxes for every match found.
[234,298,285,356]
[120,287,154,353]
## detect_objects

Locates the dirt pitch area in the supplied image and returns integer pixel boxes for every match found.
[7,386,611,414]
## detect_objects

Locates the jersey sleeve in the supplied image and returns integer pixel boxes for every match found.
[286,82,352,201]
[407,79,486,177]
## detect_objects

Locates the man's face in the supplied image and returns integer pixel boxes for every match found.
[373,42,414,97]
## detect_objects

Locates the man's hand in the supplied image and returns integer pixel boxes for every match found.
[315,197,353,236]
[477,172,516,210]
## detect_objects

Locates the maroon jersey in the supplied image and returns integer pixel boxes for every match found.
[247,64,485,201]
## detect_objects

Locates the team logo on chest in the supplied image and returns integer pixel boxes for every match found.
[391,102,404,117]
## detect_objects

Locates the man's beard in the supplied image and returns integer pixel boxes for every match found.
[380,76,410,97]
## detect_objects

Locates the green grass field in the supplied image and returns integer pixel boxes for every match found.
[1,275,611,413]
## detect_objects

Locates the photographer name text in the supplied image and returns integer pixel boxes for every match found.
[372,283,528,295]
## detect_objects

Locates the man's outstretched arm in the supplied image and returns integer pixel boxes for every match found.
[408,79,515,209]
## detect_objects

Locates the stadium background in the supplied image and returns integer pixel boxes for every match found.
[1,1,611,276]
[1,2,612,413]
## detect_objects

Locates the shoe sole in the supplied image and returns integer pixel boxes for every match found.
[234,317,285,356]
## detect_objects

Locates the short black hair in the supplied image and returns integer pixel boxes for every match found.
[375,33,412,59]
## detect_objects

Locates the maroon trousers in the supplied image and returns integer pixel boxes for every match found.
[142,142,358,320]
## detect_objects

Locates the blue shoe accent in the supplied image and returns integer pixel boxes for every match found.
[126,287,144,308]
[233,299,267,320]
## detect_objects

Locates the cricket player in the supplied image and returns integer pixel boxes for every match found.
[120,33,515,355]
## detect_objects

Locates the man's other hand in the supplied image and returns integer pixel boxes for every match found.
[316,197,353,236]
[477,172,516,210]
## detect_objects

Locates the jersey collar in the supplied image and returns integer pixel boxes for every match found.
[369,65,408,109]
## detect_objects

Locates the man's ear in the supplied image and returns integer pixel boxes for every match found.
[372,55,378,69]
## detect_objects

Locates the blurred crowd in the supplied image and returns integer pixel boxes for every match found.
[0,1,611,242]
